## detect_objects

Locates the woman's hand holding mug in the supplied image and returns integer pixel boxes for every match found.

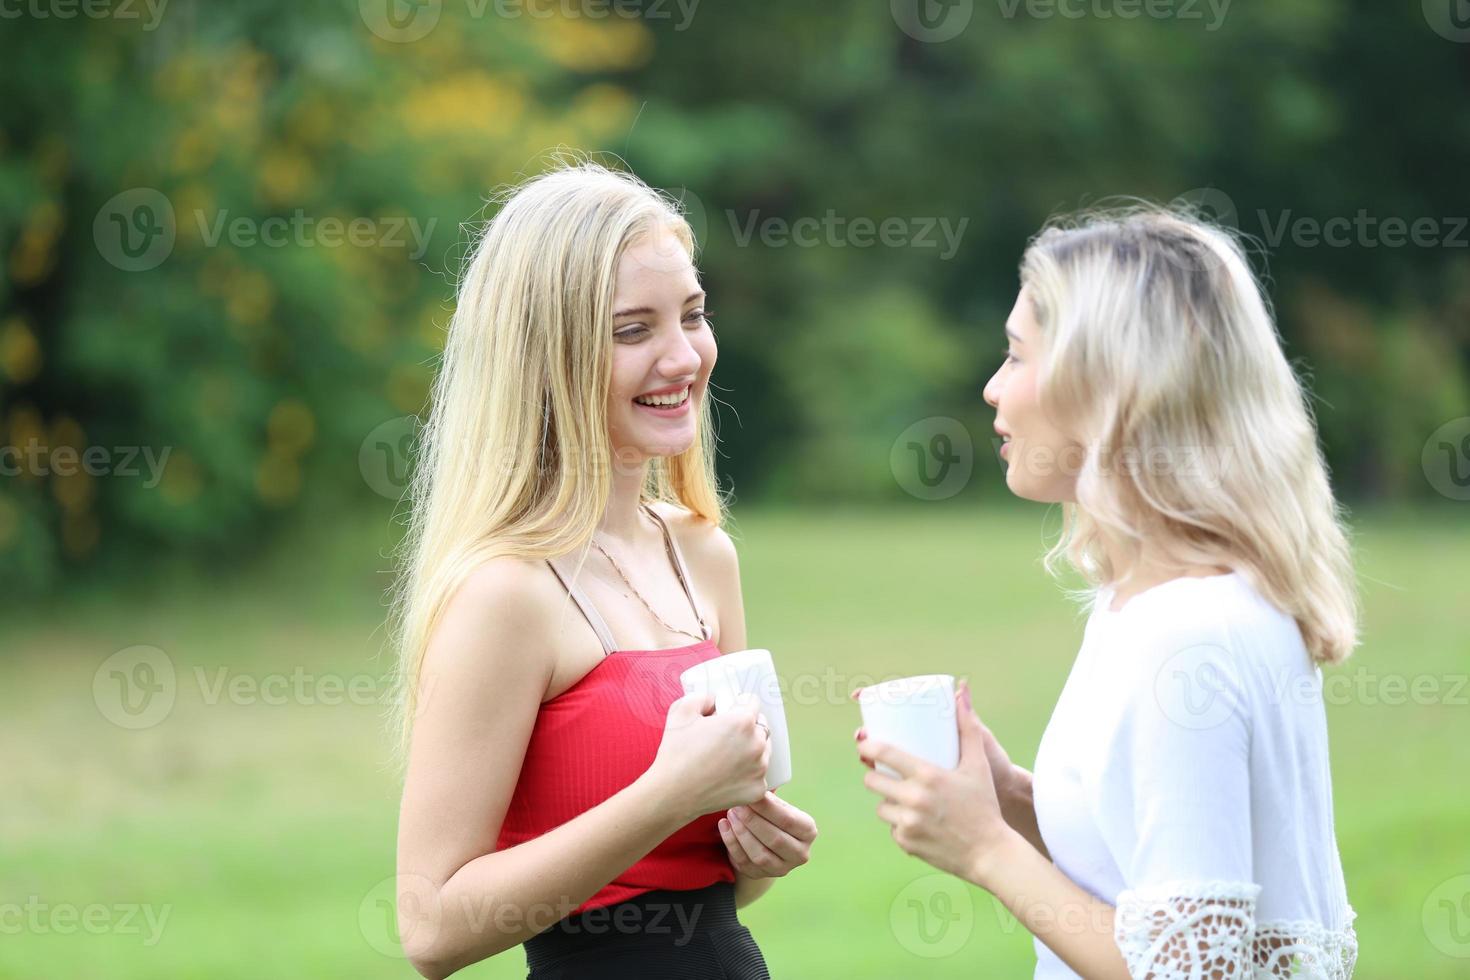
[649,691,772,822]
[854,680,1018,885]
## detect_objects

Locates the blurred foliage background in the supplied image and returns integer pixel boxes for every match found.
[2,0,1467,594]
[3,2,1469,978]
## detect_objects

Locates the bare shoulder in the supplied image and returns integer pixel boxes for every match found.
[648,500,738,576]
[422,556,563,689]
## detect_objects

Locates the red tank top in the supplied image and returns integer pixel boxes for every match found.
[494,506,736,914]
[494,637,735,913]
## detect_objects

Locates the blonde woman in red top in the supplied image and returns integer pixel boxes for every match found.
[389,161,817,979]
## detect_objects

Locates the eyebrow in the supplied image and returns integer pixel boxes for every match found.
[1005,327,1022,343]
[613,292,705,320]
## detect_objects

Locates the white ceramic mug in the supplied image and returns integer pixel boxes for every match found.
[679,648,793,790]
[857,674,958,778]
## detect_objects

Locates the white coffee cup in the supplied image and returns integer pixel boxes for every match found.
[857,674,959,778]
[680,648,793,791]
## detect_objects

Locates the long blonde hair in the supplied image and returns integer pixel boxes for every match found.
[387,160,724,761]
[1021,205,1358,665]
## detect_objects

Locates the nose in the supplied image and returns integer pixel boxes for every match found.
[658,327,702,379]
[983,366,1002,409]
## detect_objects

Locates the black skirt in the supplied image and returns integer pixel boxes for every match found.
[523,881,771,979]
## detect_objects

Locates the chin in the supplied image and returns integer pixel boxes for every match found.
[1005,469,1058,504]
[644,433,697,459]
[1014,481,1076,505]
[613,426,696,462]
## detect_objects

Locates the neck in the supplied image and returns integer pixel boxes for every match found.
[1099,534,1231,606]
[598,457,652,543]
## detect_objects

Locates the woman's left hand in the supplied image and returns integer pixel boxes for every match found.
[718,791,818,878]
[855,680,1014,882]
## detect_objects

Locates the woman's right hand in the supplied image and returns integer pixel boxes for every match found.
[648,691,771,820]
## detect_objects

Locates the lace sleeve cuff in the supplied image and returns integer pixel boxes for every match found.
[1114,879,1261,979]
[1114,881,1359,979]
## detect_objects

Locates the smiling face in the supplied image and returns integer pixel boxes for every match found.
[982,287,1082,503]
[605,227,717,462]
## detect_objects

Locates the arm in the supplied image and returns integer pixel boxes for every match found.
[859,641,1261,980]
[989,745,1049,859]
[1000,766,1048,859]
[399,557,775,978]
[973,830,1130,978]
[858,684,1129,979]
[733,870,777,909]
[396,561,702,979]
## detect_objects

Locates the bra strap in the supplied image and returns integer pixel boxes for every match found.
[546,555,618,656]
[641,503,712,641]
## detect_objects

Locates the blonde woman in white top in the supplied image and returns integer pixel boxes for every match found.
[856,207,1359,978]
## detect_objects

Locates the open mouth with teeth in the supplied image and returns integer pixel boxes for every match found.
[633,385,692,413]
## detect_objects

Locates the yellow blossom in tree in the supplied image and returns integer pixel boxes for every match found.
[255,451,300,506]
[388,362,432,414]
[160,450,203,506]
[532,18,653,73]
[0,317,42,384]
[267,399,316,456]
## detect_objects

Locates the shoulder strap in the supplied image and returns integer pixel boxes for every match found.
[546,555,618,656]
[642,503,712,641]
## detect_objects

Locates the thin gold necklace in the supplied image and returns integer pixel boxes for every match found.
[591,519,705,643]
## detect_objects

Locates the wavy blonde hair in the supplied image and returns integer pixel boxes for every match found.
[387,160,724,761]
[1021,205,1358,665]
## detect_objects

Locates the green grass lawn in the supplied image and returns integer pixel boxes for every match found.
[4,504,1467,978]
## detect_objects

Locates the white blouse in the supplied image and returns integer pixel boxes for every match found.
[1031,571,1358,979]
